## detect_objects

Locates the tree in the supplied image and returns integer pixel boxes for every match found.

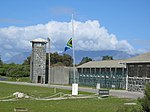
[46,52,73,67]
[0,64,9,76]
[0,57,30,77]
[50,52,60,65]
[79,57,92,65]
[6,64,30,77]
[102,55,113,60]
[139,83,150,112]
[62,54,73,66]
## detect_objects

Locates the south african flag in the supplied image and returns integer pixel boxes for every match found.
[64,38,72,52]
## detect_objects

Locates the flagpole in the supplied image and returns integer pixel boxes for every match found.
[72,14,76,83]
[71,14,78,95]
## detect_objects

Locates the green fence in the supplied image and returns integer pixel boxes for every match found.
[78,71,126,89]
[69,70,79,84]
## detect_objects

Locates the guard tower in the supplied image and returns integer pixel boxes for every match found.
[30,38,48,84]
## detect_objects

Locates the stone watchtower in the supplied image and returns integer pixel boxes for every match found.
[30,38,48,84]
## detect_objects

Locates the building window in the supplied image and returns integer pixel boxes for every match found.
[91,68,95,74]
[138,65,143,67]
[35,43,45,47]
[78,68,81,73]
[96,68,100,74]
[129,65,134,67]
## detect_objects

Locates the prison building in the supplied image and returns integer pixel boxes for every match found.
[126,52,150,91]
[30,38,48,84]
[77,60,127,89]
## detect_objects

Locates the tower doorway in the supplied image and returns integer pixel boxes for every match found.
[37,76,42,83]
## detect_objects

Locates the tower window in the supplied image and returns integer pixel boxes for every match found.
[35,43,45,47]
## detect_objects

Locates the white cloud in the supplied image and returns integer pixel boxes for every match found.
[74,20,135,54]
[0,20,135,61]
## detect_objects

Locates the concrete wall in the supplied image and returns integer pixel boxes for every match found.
[49,66,74,85]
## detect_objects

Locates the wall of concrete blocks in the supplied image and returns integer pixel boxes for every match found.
[48,67,78,85]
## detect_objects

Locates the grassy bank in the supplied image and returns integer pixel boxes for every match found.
[0,82,135,112]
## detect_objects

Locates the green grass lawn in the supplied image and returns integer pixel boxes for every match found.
[0,82,135,112]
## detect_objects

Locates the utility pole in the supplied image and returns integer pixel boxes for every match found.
[47,37,51,84]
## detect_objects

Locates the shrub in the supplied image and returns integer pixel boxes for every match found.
[139,83,150,112]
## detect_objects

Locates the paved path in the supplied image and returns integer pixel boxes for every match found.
[0,81,144,99]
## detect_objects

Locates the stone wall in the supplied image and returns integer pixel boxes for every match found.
[127,62,150,91]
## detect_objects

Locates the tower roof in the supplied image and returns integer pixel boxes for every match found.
[30,38,48,43]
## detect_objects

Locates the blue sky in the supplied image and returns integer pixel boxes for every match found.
[0,0,150,60]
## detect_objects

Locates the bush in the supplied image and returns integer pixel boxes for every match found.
[0,64,30,77]
[139,83,150,112]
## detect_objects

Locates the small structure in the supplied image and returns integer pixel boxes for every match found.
[30,38,48,84]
